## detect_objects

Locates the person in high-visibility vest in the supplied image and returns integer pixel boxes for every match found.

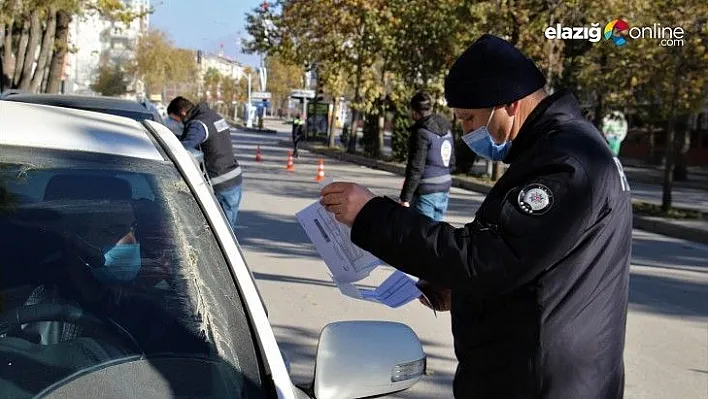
[292,114,305,158]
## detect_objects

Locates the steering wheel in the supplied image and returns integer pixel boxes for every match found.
[0,303,142,356]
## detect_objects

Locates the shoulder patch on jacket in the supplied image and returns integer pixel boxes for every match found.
[213,118,230,132]
[441,140,452,167]
[517,183,554,215]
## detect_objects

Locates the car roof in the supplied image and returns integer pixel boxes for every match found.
[0,101,164,161]
[1,93,157,121]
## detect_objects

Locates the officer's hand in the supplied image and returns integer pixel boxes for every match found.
[400,200,410,207]
[417,280,451,312]
[320,182,376,227]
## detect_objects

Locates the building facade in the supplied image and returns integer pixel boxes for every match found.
[65,0,149,96]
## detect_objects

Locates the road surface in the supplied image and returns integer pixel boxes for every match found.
[232,127,708,398]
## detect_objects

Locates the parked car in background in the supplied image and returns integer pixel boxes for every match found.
[0,101,426,399]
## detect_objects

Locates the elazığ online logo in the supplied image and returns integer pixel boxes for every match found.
[544,19,685,47]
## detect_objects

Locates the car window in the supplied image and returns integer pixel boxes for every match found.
[0,147,266,398]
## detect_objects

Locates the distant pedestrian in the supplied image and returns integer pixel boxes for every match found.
[168,97,243,231]
[399,91,455,222]
[292,114,305,158]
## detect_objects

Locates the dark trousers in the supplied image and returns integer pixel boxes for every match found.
[293,135,303,157]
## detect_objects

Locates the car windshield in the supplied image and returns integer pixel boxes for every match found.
[0,146,265,398]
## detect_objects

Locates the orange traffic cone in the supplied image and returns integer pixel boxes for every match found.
[286,151,295,172]
[255,146,263,162]
[314,159,326,182]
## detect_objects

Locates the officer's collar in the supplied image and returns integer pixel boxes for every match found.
[504,90,583,164]
[184,102,210,123]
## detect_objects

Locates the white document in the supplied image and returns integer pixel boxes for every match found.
[296,201,381,283]
[358,270,423,308]
[297,198,423,309]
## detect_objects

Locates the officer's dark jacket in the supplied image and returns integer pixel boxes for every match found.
[400,114,455,202]
[184,103,242,190]
[352,91,632,398]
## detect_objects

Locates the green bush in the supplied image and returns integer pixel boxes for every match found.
[360,113,380,157]
[392,110,411,162]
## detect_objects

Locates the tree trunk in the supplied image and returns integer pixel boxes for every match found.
[31,7,57,92]
[2,22,13,80]
[491,162,505,181]
[45,10,71,94]
[661,116,676,212]
[375,63,387,158]
[328,99,337,147]
[18,10,42,91]
[593,95,604,130]
[2,0,20,87]
[672,126,690,181]
[647,128,656,164]
[593,53,608,129]
[1,21,9,89]
[348,60,363,153]
[377,111,385,158]
[0,21,4,58]
[13,18,30,87]
[662,48,685,212]
[347,14,365,154]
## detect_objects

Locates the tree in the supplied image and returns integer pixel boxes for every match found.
[132,29,198,96]
[45,9,72,93]
[90,64,127,96]
[244,0,397,153]
[1,0,143,93]
[631,1,708,210]
[242,0,708,198]
[203,67,222,101]
[221,74,237,104]
[265,55,303,114]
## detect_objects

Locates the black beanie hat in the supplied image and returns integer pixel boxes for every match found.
[444,34,546,109]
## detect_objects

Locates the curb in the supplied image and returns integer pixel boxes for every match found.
[632,217,708,245]
[292,141,708,245]
[227,120,278,134]
[622,172,708,191]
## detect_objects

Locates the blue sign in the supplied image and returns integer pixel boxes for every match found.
[251,100,271,109]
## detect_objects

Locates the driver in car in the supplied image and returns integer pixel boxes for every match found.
[1,198,209,397]
[12,199,206,355]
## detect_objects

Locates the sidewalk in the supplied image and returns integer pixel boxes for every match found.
[285,140,708,246]
[621,162,708,191]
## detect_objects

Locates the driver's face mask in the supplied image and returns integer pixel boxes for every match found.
[91,243,142,284]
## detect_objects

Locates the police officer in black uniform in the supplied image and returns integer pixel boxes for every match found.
[400,91,455,222]
[320,34,632,398]
[168,97,243,230]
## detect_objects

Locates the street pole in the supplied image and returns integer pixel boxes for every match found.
[246,73,253,128]
[303,96,308,140]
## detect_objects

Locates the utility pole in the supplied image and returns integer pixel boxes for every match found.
[246,73,253,128]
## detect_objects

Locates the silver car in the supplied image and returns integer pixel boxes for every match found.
[0,101,426,398]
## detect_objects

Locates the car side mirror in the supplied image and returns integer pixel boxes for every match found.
[313,321,425,399]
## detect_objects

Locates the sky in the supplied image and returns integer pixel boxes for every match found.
[149,0,263,67]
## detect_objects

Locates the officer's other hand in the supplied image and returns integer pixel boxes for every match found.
[320,182,376,227]
[417,279,452,312]
[399,200,410,207]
